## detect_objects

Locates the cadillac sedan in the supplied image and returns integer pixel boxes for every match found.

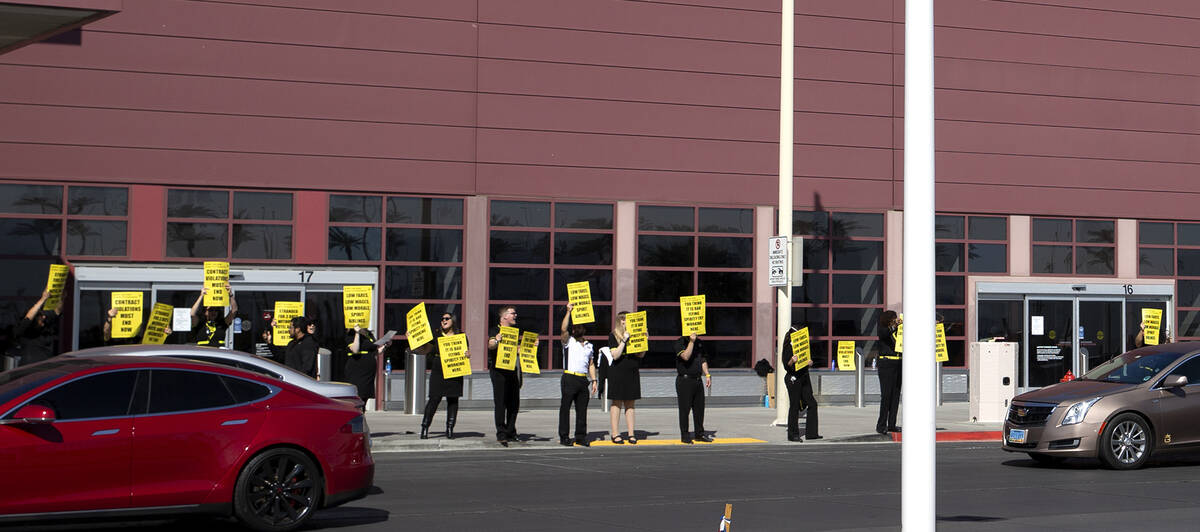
[1002,342,1200,469]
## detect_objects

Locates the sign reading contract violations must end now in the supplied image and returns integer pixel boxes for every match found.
[111,291,144,339]
[272,301,303,347]
[405,302,433,349]
[44,264,69,312]
[142,303,174,345]
[837,340,856,371]
[519,331,541,374]
[566,281,594,324]
[438,333,472,379]
[343,285,372,329]
[1142,308,1163,345]
[680,295,706,336]
[495,326,520,370]
[203,261,229,307]
[624,310,648,353]
[790,327,811,370]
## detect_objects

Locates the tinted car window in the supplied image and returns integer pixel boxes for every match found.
[0,359,80,407]
[28,370,138,420]
[222,376,273,403]
[1166,356,1200,385]
[148,370,235,414]
[183,355,283,380]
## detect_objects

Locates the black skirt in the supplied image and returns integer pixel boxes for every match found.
[606,355,641,401]
[428,353,464,398]
[343,352,377,400]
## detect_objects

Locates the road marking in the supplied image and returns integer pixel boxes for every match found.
[589,437,765,446]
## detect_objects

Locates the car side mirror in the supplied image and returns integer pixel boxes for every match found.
[1162,375,1188,388]
[1,404,57,425]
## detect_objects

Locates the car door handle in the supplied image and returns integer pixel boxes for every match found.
[221,419,248,426]
[91,429,120,436]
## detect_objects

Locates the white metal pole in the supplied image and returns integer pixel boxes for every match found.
[903,0,936,530]
[773,0,794,426]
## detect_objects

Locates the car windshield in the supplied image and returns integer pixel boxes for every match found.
[1082,351,1182,384]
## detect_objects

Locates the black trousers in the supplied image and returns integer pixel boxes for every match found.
[490,369,520,438]
[876,357,902,432]
[675,375,705,437]
[421,396,458,427]
[558,374,590,440]
[785,371,819,438]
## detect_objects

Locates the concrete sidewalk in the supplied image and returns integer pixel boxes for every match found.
[366,401,1004,452]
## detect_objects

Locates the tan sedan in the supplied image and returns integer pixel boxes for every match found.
[1002,342,1200,469]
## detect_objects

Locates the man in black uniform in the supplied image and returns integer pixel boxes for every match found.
[13,290,62,366]
[284,316,319,378]
[783,327,821,442]
[487,305,522,445]
[675,332,712,444]
[188,284,237,348]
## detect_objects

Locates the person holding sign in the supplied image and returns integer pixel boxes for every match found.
[1132,309,1171,348]
[13,290,63,366]
[487,306,522,445]
[103,307,173,345]
[189,283,237,348]
[418,312,468,440]
[558,303,598,447]
[675,332,712,444]
[784,327,821,442]
[345,325,388,404]
[606,311,644,444]
[283,316,319,377]
[876,310,903,435]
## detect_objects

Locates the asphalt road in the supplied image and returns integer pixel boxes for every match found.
[10,443,1200,531]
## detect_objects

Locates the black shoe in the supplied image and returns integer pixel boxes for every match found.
[696,434,713,443]
[889,426,901,433]
[446,418,456,440]
[681,437,694,444]
[876,428,888,435]
[611,434,625,444]
[559,437,572,446]
[807,435,823,440]
[627,434,638,444]
[419,426,429,440]
[575,439,591,447]
[788,435,803,442]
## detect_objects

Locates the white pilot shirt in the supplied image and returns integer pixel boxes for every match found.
[563,336,594,375]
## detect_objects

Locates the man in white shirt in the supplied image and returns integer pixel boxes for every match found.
[559,303,598,447]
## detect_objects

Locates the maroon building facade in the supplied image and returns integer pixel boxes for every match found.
[2,0,1199,391]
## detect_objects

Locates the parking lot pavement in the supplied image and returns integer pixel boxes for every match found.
[366,401,1003,452]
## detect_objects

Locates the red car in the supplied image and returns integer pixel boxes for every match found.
[0,355,374,531]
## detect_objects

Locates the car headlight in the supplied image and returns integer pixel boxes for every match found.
[1060,397,1101,426]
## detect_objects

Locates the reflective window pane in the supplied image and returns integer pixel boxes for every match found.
[832,274,881,304]
[706,339,752,369]
[699,271,752,302]
[968,243,1007,273]
[699,208,752,233]
[165,222,227,258]
[233,192,292,221]
[327,226,380,261]
[935,276,964,305]
[1139,222,1173,245]
[554,233,613,265]
[637,270,692,302]
[489,268,549,300]
[642,340,681,369]
[388,228,463,262]
[0,184,61,214]
[387,197,463,225]
[488,304,550,338]
[1076,220,1114,244]
[67,186,126,216]
[1076,246,1114,275]
[638,235,693,267]
[791,272,828,304]
[832,307,880,337]
[1178,250,1200,277]
[646,308,682,341]
[555,203,612,229]
[489,230,549,264]
[1139,248,1173,276]
[832,241,882,270]
[939,308,965,337]
[67,220,126,256]
[969,216,1007,240]
[792,211,829,236]
[790,307,828,337]
[329,195,381,223]
[0,219,61,256]
[553,269,613,301]
[935,243,963,272]
[167,189,228,219]
[232,224,292,259]
[831,212,883,237]
[1179,224,1200,246]
[698,236,752,268]
[708,307,752,336]
[1032,245,1072,274]
[1032,218,1072,242]
[491,201,549,227]
[802,238,828,270]
[1178,310,1200,338]
[638,205,693,231]
[385,266,461,300]
[935,215,964,239]
[1179,280,1200,308]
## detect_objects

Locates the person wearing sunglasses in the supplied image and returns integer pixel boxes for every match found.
[419,312,467,439]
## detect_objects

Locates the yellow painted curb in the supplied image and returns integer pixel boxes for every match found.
[589,437,765,446]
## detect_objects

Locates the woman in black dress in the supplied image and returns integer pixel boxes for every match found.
[344,325,384,405]
[607,311,644,443]
[420,312,467,439]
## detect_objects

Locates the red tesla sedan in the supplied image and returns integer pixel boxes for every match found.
[0,355,374,531]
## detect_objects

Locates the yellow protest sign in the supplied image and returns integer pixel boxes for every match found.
[1142,308,1163,345]
[790,327,811,370]
[935,323,949,363]
[272,301,303,347]
[343,285,373,329]
[625,310,648,354]
[44,264,69,311]
[203,261,229,307]
[438,333,472,379]
[519,331,541,374]
[405,302,433,349]
[110,291,143,339]
[495,326,519,370]
[895,320,904,353]
[837,340,856,371]
[680,295,706,336]
[141,303,174,344]
[566,281,594,324]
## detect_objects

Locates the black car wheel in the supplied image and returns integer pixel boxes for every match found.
[1099,413,1153,470]
[234,447,323,532]
[1027,452,1064,465]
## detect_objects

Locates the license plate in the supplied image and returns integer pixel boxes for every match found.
[1008,428,1027,444]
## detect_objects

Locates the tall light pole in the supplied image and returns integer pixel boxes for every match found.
[773,0,794,425]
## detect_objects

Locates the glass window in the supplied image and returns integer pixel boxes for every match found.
[1076,220,1114,244]
[29,371,136,420]
[166,223,227,258]
[328,227,380,261]
[387,197,463,225]
[1179,224,1200,246]
[555,203,612,229]
[1033,218,1072,242]
[831,212,883,237]
[0,219,62,256]
[638,235,693,267]
[699,271,752,303]
[491,201,550,227]
[1076,247,1114,275]
[553,269,613,301]
[832,307,880,337]
[638,205,693,231]
[1178,250,1200,277]
[1177,310,1200,338]
[699,208,753,233]
[935,215,964,239]
[232,224,292,260]
[1138,248,1173,277]
[222,376,273,403]
[968,243,1006,273]
[801,238,829,270]
[386,266,462,300]
[1032,245,1072,274]
[935,276,965,305]
[388,228,464,262]
[329,195,381,223]
[68,186,127,216]
[637,270,693,302]
[233,192,292,221]
[791,272,828,304]
[489,231,549,263]
[1139,222,1173,245]
[1179,280,1200,308]
[0,184,61,214]
[148,370,235,413]
[832,241,883,270]
[67,220,127,256]
[793,211,829,236]
[698,236,753,268]
[489,268,549,300]
[935,243,963,272]
[707,307,752,336]
[167,189,228,218]
[832,274,881,304]
[969,216,1006,240]
[554,233,613,265]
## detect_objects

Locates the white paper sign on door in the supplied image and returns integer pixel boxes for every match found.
[1031,316,1044,336]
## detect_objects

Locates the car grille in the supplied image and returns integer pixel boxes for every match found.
[1008,403,1056,426]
